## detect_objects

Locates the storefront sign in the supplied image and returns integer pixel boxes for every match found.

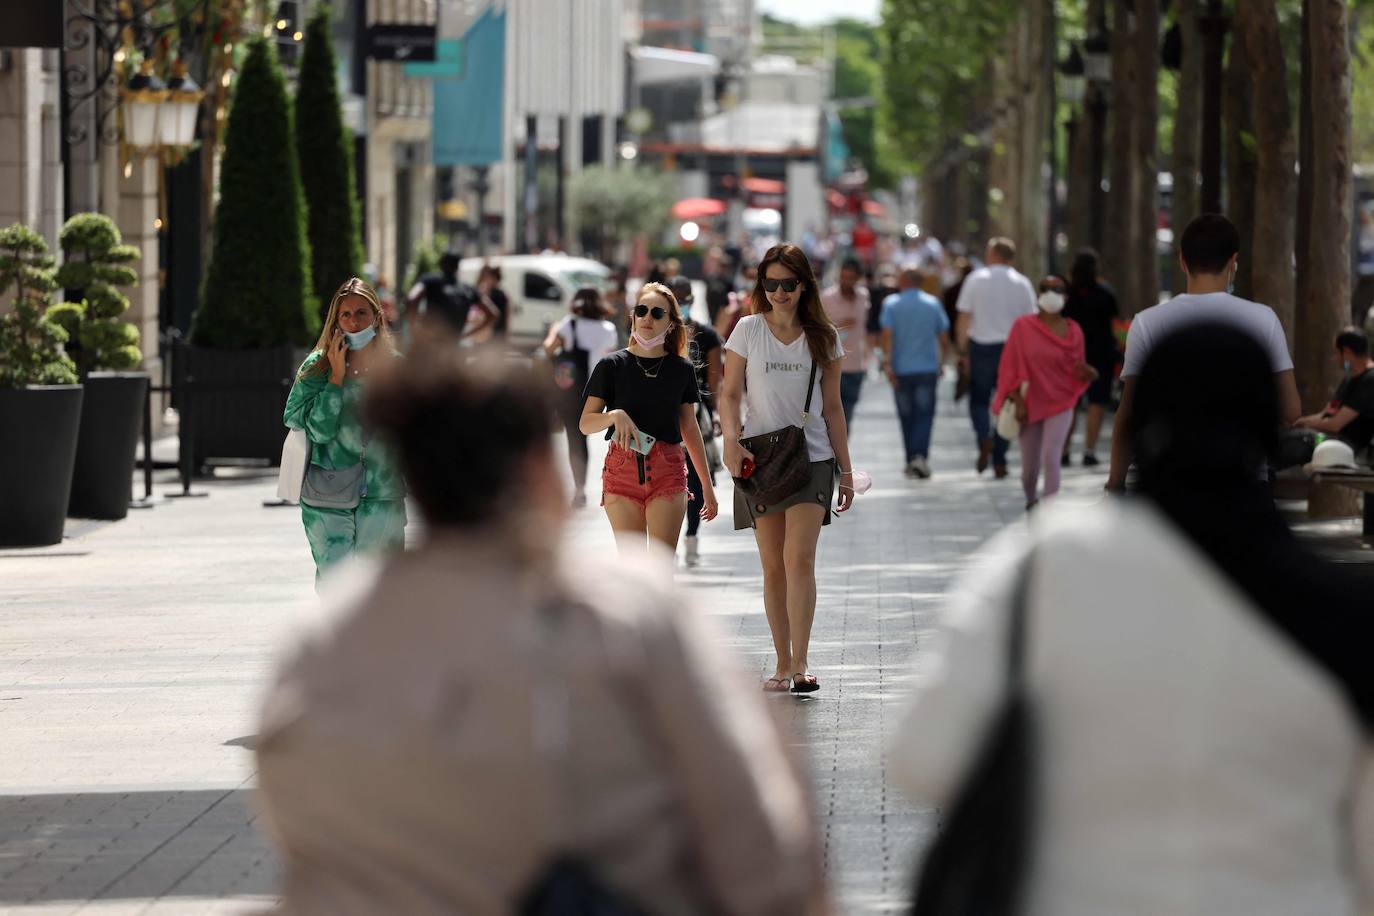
[365,24,438,62]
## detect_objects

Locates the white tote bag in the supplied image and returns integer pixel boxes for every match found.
[995,382,1029,441]
[276,428,309,503]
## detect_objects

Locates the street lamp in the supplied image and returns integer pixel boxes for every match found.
[120,60,167,153]
[160,61,203,151]
[1082,16,1111,83]
[1059,44,1086,106]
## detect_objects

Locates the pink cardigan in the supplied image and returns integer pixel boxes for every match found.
[993,314,1091,424]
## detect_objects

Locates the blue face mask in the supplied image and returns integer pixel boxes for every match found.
[343,324,376,350]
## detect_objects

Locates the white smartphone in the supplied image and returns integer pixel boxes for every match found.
[627,429,657,455]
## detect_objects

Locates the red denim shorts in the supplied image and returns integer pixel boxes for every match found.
[601,441,689,508]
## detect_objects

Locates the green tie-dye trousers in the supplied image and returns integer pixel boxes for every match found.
[301,497,407,581]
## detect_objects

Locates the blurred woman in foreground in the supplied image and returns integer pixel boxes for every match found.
[896,324,1373,915]
[256,341,823,915]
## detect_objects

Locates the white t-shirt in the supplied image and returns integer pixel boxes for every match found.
[725,314,843,462]
[954,264,1038,344]
[1121,292,1293,378]
[557,316,619,368]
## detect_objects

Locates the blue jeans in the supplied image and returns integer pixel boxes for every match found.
[893,372,939,462]
[969,341,1009,467]
[839,371,865,425]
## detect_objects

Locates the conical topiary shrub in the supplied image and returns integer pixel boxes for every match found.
[191,35,317,348]
[296,3,364,317]
[48,212,142,375]
[0,223,78,388]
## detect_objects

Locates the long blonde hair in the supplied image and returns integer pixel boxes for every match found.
[635,282,688,358]
[299,277,398,378]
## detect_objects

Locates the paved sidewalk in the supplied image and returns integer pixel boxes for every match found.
[1,371,1116,914]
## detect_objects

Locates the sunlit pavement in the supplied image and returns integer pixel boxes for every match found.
[0,371,1124,914]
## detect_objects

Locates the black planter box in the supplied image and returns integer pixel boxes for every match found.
[68,372,149,520]
[177,345,302,471]
[0,385,84,547]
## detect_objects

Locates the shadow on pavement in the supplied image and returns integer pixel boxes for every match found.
[0,788,276,903]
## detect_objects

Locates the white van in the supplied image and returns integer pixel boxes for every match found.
[459,255,611,348]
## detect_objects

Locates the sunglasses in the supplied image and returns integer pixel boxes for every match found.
[762,278,801,293]
[633,304,668,320]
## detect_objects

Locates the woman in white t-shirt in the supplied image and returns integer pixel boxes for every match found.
[543,289,619,508]
[720,244,856,695]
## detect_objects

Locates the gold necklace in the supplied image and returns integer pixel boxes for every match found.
[633,353,665,378]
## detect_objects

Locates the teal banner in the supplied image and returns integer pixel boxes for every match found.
[403,38,463,78]
[432,9,505,167]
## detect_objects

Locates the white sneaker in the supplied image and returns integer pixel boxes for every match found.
[683,536,700,567]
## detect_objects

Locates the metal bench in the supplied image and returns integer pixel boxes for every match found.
[1309,468,1374,537]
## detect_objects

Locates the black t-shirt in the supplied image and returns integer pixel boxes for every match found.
[584,350,699,444]
[686,320,721,402]
[1332,369,1374,449]
[488,287,509,333]
[704,276,733,324]
[869,285,898,335]
[1064,281,1120,363]
[419,272,479,333]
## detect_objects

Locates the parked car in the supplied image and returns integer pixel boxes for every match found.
[459,255,610,348]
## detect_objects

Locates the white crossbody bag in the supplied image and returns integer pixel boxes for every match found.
[276,428,309,504]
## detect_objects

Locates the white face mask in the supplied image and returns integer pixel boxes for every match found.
[1038,290,1066,314]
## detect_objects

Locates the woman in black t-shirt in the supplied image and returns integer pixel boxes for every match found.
[580,283,719,552]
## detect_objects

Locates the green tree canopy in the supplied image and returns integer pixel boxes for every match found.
[571,166,673,251]
[0,223,78,388]
[48,212,142,374]
[295,4,364,318]
[192,36,317,348]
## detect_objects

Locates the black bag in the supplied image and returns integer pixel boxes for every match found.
[911,556,1036,916]
[734,361,818,506]
[518,858,645,916]
[553,320,591,395]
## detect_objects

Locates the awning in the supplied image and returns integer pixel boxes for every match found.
[863,199,886,216]
[672,197,727,220]
[743,177,786,195]
[432,8,505,166]
[632,46,720,85]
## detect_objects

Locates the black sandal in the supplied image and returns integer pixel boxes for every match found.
[791,672,820,693]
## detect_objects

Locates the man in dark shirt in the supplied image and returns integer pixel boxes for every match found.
[1062,248,1120,466]
[669,276,721,567]
[1294,327,1374,451]
[405,252,498,338]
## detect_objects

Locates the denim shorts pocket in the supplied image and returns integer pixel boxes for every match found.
[604,446,630,471]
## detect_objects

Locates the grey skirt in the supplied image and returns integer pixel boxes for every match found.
[733,459,836,530]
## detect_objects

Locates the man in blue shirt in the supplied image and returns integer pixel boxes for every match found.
[881,268,951,478]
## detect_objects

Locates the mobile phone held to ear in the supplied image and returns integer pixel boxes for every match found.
[627,429,657,455]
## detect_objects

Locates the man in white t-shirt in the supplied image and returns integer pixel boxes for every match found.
[820,257,873,425]
[1107,213,1302,490]
[955,237,1038,476]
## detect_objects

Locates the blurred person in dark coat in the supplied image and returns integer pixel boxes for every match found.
[256,342,825,916]
[894,323,1373,915]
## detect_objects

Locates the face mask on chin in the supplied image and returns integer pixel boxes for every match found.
[343,324,377,350]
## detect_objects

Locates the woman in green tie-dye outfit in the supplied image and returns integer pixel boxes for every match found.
[284,277,406,580]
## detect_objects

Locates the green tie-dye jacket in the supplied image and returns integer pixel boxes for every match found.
[283,351,406,499]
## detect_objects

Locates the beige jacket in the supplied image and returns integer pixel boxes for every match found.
[256,534,820,915]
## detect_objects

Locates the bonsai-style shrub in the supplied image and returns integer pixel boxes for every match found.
[0,223,78,388]
[403,232,450,293]
[191,35,317,348]
[47,212,142,375]
[295,4,364,318]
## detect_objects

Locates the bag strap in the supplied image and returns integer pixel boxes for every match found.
[801,360,819,425]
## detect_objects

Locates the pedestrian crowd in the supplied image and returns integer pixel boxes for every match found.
[265,216,1373,914]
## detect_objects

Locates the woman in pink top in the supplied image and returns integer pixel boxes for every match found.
[994,276,1099,509]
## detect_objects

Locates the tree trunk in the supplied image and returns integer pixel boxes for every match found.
[1134,0,1161,315]
[1236,0,1297,345]
[1067,111,1092,258]
[1301,0,1356,518]
[1015,0,1051,279]
[1296,0,1313,346]
[1170,0,1204,295]
[1106,0,1140,311]
[1224,34,1257,300]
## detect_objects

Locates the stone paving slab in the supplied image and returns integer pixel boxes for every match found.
[1,370,1119,914]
